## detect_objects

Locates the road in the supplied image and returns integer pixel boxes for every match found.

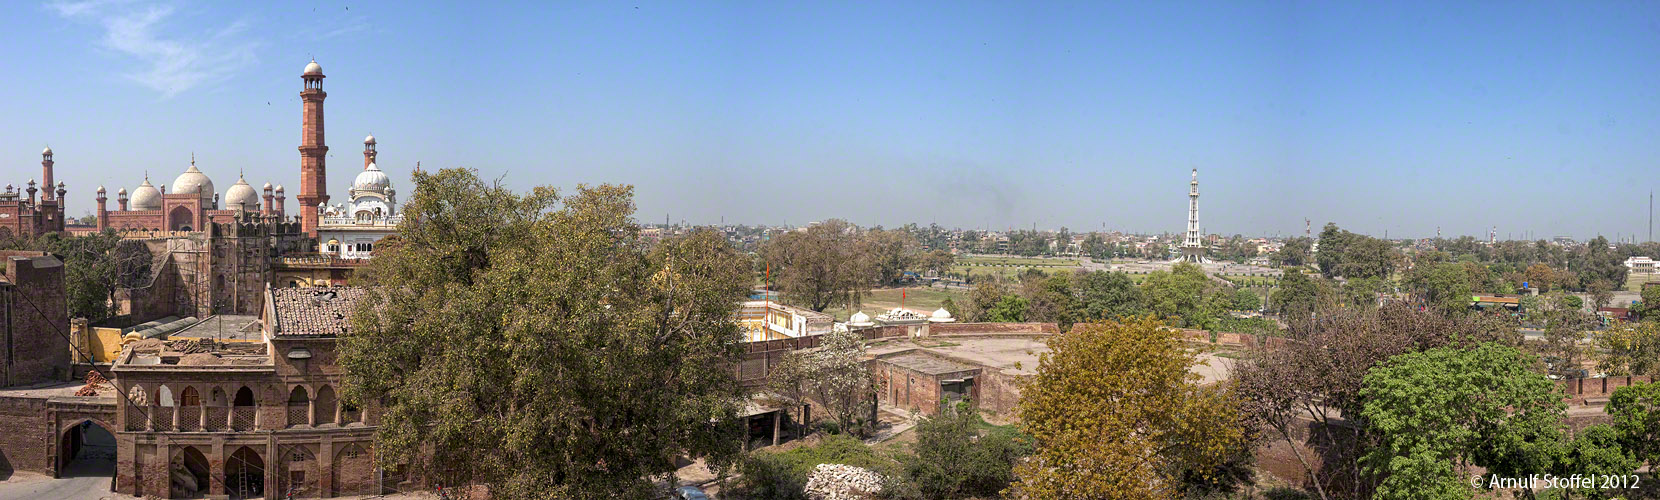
[0,459,121,500]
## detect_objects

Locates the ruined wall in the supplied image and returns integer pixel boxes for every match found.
[975,368,1027,419]
[0,252,69,387]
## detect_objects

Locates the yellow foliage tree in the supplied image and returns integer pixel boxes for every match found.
[1012,317,1244,500]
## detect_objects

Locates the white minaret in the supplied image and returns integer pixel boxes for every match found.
[1181,168,1206,262]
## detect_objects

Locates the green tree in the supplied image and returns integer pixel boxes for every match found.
[1231,288,1261,311]
[1073,270,1144,321]
[338,170,751,499]
[962,281,1007,322]
[1012,317,1244,499]
[1589,279,1615,310]
[862,228,921,286]
[1556,424,1639,500]
[1140,262,1230,329]
[1405,261,1475,315]
[37,231,153,321]
[897,404,1030,500]
[1273,237,1313,268]
[1270,271,1321,319]
[1317,223,1352,278]
[777,328,876,437]
[1359,343,1565,500]
[762,219,874,311]
[986,294,1029,322]
[1608,382,1660,468]
[1593,321,1660,376]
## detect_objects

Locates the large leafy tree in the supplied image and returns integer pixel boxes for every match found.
[1235,303,1517,500]
[1404,261,1475,315]
[1359,343,1565,500]
[761,219,873,311]
[1608,382,1660,469]
[1012,317,1243,499]
[1139,262,1230,329]
[1073,270,1145,321]
[767,328,874,437]
[338,169,751,499]
[861,228,921,286]
[1593,321,1660,376]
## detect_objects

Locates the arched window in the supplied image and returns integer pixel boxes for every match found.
[314,386,337,425]
[287,386,310,427]
[179,386,201,407]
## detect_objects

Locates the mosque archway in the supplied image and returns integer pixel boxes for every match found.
[169,205,195,231]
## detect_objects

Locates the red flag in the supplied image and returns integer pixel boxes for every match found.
[902,289,907,310]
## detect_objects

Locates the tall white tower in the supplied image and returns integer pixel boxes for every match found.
[1181,168,1206,262]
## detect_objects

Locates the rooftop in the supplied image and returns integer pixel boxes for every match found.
[0,380,115,404]
[171,314,263,341]
[271,287,366,338]
[879,351,979,376]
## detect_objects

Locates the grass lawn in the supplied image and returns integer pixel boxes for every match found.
[1625,273,1659,292]
[823,286,968,321]
[957,255,1081,267]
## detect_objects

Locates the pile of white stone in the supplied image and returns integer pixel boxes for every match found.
[803,463,884,500]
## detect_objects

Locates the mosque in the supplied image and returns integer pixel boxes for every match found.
[86,59,400,254]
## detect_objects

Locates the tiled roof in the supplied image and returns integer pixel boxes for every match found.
[272,287,366,338]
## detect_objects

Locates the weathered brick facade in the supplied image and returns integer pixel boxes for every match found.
[0,251,69,388]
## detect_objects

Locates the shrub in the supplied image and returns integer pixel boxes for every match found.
[895,403,1031,499]
[734,434,897,500]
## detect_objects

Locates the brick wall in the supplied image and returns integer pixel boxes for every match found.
[1,252,68,387]
[975,369,1026,418]
[1558,376,1655,399]
[0,395,51,475]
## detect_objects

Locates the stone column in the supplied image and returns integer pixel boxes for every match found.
[210,439,226,496]
[320,438,334,498]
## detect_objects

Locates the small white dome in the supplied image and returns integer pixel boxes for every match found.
[117,187,127,195]
[42,147,52,155]
[353,162,391,194]
[303,60,322,76]
[364,134,376,145]
[848,310,873,326]
[225,176,260,210]
[172,163,215,200]
[130,178,162,211]
[929,307,956,323]
[262,182,273,190]
[274,184,284,193]
[96,185,106,193]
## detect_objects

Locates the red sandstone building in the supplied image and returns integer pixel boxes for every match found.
[0,149,68,238]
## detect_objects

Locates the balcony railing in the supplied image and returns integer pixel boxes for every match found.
[151,408,173,431]
[232,407,257,430]
[204,407,229,431]
[176,407,200,431]
[127,407,147,431]
[288,405,309,427]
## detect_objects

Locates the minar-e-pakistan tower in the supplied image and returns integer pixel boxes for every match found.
[1180,168,1208,263]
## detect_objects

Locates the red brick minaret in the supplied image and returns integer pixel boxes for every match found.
[41,147,54,201]
[298,59,329,237]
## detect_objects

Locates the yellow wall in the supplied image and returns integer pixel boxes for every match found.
[90,326,125,363]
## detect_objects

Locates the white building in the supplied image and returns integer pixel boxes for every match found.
[1625,256,1657,274]
[317,135,402,259]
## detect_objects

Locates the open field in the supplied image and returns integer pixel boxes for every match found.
[1626,273,1659,292]
[823,286,967,321]
[951,255,1084,281]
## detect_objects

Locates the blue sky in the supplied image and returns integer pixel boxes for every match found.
[3,1,1659,239]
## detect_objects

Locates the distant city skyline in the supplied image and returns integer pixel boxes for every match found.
[4,1,1659,240]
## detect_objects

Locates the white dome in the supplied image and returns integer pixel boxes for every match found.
[130,178,162,211]
[225,176,259,210]
[172,163,215,199]
[304,60,322,76]
[364,134,376,145]
[353,162,391,194]
[96,185,106,193]
[274,184,284,193]
[848,311,873,326]
[42,147,52,155]
[117,187,127,195]
[262,182,272,190]
[929,307,956,323]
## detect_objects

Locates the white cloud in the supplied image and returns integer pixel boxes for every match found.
[48,0,259,98]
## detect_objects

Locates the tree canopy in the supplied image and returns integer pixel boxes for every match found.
[1013,317,1243,499]
[338,169,751,499]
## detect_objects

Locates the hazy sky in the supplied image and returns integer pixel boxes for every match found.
[3,1,1659,239]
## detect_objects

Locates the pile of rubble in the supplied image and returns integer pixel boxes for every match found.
[803,463,883,500]
[74,370,108,397]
